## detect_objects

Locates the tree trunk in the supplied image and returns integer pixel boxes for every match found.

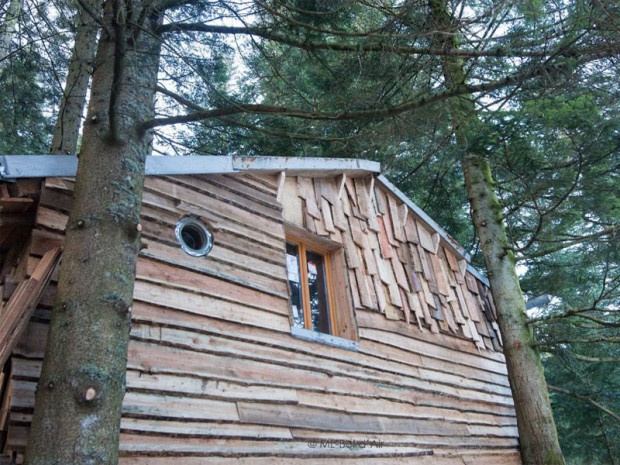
[50,0,99,155]
[26,1,162,463]
[0,0,23,63]
[462,155,565,465]
[428,1,565,464]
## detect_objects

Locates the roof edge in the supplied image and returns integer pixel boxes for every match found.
[377,175,471,261]
[0,155,380,179]
[376,175,489,285]
[1,155,488,284]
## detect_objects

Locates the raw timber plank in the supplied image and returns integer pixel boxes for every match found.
[131,323,399,390]
[130,303,513,395]
[404,216,420,244]
[386,194,405,242]
[127,305,516,412]
[136,258,288,314]
[460,451,522,465]
[133,280,290,332]
[376,217,393,259]
[429,252,450,296]
[353,177,371,220]
[119,435,432,457]
[237,402,469,436]
[128,340,401,400]
[280,177,304,226]
[35,206,68,232]
[120,418,293,439]
[144,177,282,239]
[139,240,289,298]
[140,218,287,279]
[0,197,34,214]
[297,177,321,220]
[358,324,508,373]
[417,222,439,254]
[296,391,516,426]
[122,391,239,421]
[237,172,279,193]
[171,175,282,221]
[144,209,284,265]
[0,247,61,367]
[342,231,361,269]
[357,338,511,389]
[320,198,336,233]
[120,458,463,465]
[289,429,519,449]
[206,174,280,208]
[126,336,513,409]
[125,369,299,403]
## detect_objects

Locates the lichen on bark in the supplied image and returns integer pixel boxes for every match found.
[26,1,163,463]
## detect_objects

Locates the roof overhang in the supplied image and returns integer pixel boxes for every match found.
[0,155,380,180]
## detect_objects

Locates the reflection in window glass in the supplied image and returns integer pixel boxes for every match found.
[306,250,331,334]
[286,243,304,328]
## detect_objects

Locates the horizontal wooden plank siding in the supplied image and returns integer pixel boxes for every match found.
[4,171,520,464]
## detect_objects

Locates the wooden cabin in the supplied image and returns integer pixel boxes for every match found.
[0,155,521,464]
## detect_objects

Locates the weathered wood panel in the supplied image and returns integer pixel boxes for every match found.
[280,175,503,349]
[4,171,520,464]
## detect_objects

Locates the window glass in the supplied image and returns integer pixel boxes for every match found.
[286,243,304,328]
[306,249,331,334]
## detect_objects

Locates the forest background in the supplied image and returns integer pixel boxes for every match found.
[0,0,618,464]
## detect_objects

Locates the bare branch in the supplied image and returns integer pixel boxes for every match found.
[532,336,620,346]
[157,22,550,58]
[140,64,555,131]
[520,224,620,260]
[571,353,620,363]
[549,385,620,423]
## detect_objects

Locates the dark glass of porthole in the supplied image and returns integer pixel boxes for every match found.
[175,217,213,257]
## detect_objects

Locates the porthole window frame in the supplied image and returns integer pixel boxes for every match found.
[175,216,213,257]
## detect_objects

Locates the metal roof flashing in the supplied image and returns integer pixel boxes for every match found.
[0,155,380,180]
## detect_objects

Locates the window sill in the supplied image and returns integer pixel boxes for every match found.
[290,326,359,351]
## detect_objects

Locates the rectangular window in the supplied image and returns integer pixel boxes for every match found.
[284,225,359,350]
[286,241,334,335]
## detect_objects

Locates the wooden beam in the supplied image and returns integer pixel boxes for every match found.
[0,247,62,368]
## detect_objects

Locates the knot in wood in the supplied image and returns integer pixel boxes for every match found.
[85,387,97,401]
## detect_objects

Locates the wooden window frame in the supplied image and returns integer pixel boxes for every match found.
[286,239,338,335]
[284,224,358,345]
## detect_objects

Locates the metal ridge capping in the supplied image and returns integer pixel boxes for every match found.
[0,155,380,179]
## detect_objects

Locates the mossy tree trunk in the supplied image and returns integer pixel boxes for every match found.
[26,1,162,463]
[428,1,565,464]
[50,0,99,155]
[462,155,565,465]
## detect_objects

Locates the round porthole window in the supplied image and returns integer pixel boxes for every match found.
[175,217,213,257]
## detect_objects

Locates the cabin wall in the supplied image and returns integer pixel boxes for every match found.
[4,172,521,464]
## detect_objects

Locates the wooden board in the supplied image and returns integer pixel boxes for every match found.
[4,172,516,463]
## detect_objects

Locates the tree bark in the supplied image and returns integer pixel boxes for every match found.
[462,155,565,465]
[26,1,162,463]
[0,0,23,63]
[50,0,99,155]
[428,1,566,464]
